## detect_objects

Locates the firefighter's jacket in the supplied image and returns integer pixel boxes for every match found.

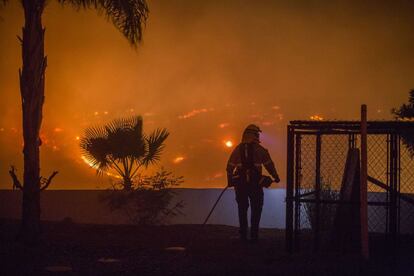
[226,142,278,185]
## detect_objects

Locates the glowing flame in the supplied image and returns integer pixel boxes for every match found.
[173,156,185,164]
[53,127,63,132]
[310,115,324,121]
[178,108,214,119]
[80,155,121,179]
[219,123,230,128]
[225,140,233,148]
[262,121,274,126]
[213,172,223,178]
[81,155,98,169]
[398,117,414,121]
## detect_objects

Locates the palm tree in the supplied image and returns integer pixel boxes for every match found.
[2,0,148,243]
[80,116,169,190]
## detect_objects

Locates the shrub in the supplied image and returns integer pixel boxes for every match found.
[101,168,184,225]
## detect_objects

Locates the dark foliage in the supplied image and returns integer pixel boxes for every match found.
[101,168,185,225]
[58,0,148,45]
[80,116,169,190]
[392,89,414,156]
[304,179,339,234]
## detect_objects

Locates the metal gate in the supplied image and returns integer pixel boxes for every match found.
[285,121,414,253]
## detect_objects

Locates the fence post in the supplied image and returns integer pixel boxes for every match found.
[294,133,302,251]
[360,104,369,259]
[286,125,294,253]
[314,134,322,251]
[389,133,400,248]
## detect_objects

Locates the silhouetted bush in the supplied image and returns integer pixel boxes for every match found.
[304,179,339,232]
[101,168,184,225]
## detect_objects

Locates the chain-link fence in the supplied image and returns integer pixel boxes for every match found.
[286,121,414,254]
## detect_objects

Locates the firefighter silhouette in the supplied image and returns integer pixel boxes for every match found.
[226,124,280,241]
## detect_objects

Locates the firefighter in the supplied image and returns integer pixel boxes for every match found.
[226,124,280,241]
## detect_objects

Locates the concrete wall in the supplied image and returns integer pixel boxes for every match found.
[0,189,287,228]
[2,189,413,233]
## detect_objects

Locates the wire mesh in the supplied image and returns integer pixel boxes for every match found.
[320,135,348,192]
[290,128,414,252]
[367,134,388,233]
[300,135,316,190]
[399,143,414,234]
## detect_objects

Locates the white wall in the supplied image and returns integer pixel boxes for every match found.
[2,189,413,233]
[0,189,287,228]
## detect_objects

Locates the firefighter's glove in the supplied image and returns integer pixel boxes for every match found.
[260,176,273,188]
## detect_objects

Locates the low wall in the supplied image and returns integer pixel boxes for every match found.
[2,189,413,233]
[0,189,287,228]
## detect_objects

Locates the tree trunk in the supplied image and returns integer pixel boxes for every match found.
[19,0,46,244]
[123,177,133,190]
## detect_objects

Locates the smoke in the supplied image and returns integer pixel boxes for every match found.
[1,0,413,188]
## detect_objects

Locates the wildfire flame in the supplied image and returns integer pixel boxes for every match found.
[225,140,233,148]
[173,156,185,164]
[80,155,121,179]
[310,115,324,121]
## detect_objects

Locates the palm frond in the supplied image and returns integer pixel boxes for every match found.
[80,125,112,174]
[58,0,148,46]
[80,115,169,186]
[105,116,146,160]
[105,115,142,134]
[142,128,169,167]
[80,136,111,174]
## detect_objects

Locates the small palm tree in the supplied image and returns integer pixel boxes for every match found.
[1,0,148,243]
[80,116,169,190]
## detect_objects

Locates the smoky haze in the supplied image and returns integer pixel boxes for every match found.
[0,0,413,188]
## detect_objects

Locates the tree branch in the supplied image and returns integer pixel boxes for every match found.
[40,171,58,191]
[9,166,23,190]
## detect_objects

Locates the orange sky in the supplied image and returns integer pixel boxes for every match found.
[1,0,413,189]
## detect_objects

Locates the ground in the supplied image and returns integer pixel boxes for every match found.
[1,220,413,275]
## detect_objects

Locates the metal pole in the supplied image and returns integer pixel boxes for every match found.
[285,125,295,253]
[360,104,369,259]
[294,133,302,252]
[397,135,401,243]
[314,134,322,252]
[389,134,398,247]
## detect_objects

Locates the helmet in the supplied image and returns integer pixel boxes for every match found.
[244,124,262,136]
[242,124,262,143]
